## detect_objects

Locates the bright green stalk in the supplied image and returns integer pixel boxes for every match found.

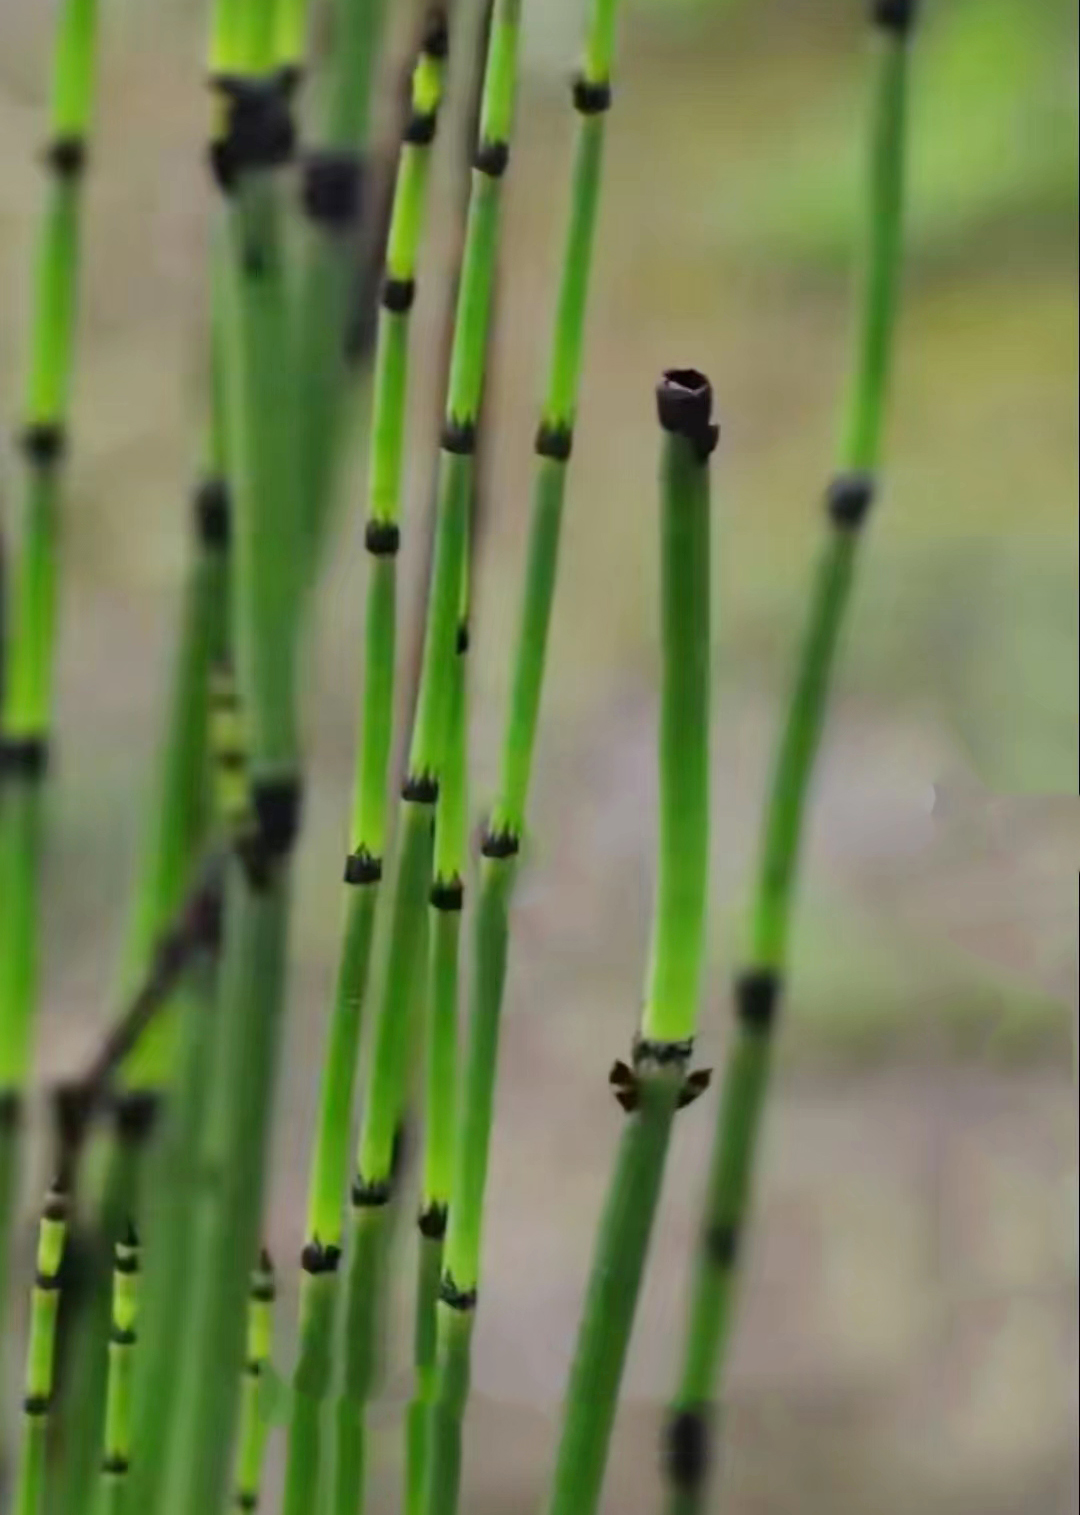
[95,1225,139,1515]
[45,1095,157,1515]
[11,1183,69,1515]
[232,1249,276,1512]
[662,9,915,1510]
[0,0,102,1335]
[149,8,305,1511]
[421,7,621,1510]
[405,610,468,1515]
[294,0,389,572]
[541,371,717,1515]
[333,8,523,1513]
[282,24,448,1515]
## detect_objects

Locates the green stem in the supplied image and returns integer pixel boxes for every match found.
[294,0,390,574]
[422,7,622,1508]
[406,619,468,1512]
[0,0,102,1333]
[281,28,448,1514]
[662,9,915,1510]
[151,12,305,1509]
[334,8,523,1511]
[12,1183,69,1515]
[540,371,716,1515]
[94,1225,139,1515]
[232,1249,276,1512]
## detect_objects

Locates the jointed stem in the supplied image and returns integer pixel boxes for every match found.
[12,1183,69,1515]
[662,7,916,1509]
[96,1225,139,1515]
[232,1249,276,1512]
[542,372,717,1515]
[422,6,623,1508]
[282,24,449,1515]
[334,6,523,1511]
[0,0,103,1333]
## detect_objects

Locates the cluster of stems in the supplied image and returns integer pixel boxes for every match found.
[333,5,524,1510]
[661,4,917,1510]
[283,18,449,1515]
[0,0,103,1336]
[419,4,623,1511]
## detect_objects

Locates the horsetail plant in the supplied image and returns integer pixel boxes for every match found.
[294,0,389,570]
[95,1224,139,1515]
[333,5,523,1510]
[282,19,449,1515]
[0,0,103,1334]
[140,6,308,1511]
[11,1181,69,1515]
[232,1250,277,1514]
[537,371,717,1515]
[419,4,623,1508]
[405,583,469,1513]
[661,7,917,1510]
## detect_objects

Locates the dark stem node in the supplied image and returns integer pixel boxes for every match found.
[439,1271,477,1312]
[209,75,296,192]
[365,519,401,557]
[195,476,230,547]
[666,1406,712,1491]
[301,1240,342,1274]
[418,1202,448,1240]
[381,276,416,313]
[872,0,918,33]
[734,969,781,1033]
[430,877,464,912]
[473,138,509,178]
[441,417,476,455]
[20,422,66,467]
[404,110,438,147]
[535,421,573,461]
[656,369,720,461]
[480,824,520,860]
[44,136,87,177]
[302,149,365,228]
[402,772,439,805]
[422,7,450,58]
[705,1221,740,1268]
[826,470,875,529]
[0,735,50,780]
[344,849,382,885]
[351,1174,393,1208]
[572,74,612,114]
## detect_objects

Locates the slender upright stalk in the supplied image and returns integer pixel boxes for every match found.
[538,372,716,1515]
[232,1249,276,1513]
[0,0,103,1334]
[146,6,306,1511]
[11,1182,70,1515]
[332,7,523,1512]
[282,21,448,1515]
[405,596,469,1514]
[420,6,623,1509]
[95,1225,139,1515]
[294,0,389,572]
[662,8,916,1510]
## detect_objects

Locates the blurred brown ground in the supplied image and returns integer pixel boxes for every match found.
[1,1,1077,1511]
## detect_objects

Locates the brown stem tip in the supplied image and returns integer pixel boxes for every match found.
[656,369,719,460]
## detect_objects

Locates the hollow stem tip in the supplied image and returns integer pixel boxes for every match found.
[655,369,719,461]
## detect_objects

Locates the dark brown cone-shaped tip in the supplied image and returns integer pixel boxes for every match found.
[656,368,720,460]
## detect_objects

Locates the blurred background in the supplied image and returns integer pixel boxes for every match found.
[1,0,1077,1510]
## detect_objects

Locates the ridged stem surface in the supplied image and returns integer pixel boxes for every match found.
[95,1227,139,1515]
[11,1185,69,1515]
[232,1250,276,1511]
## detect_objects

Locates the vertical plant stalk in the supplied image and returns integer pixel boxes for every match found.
[281,21,448,1515]
[147,7,306,1512]
[419,5,622,1510]
[540,372,717,1515]
[405,594,469,1514]
[96,1224,139,1515]
[294,0,389,572]
[332,6,524,1512]
[662,7,916,1510]
[11,1182,69,1515]
[232,1249,276,1513]
[0,0,102,1332]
